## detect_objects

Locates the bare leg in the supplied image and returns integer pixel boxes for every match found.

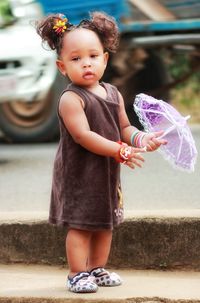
[87,230,112,271]
[87,230,122,287]
[66,229,92,277]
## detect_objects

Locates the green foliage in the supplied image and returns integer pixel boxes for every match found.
[169,53,190,80]
[0,0,14,27]
[163,52,200,123]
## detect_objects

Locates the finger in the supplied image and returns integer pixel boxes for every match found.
[132,160,143,168]
[146,143,156,152]
[152,137,167,146]
[125,162,135,169]
[153,130,168,144]
[151,137,162,146]
[128,157,144,166]
[158,138,168,145]
[128,153,145,163]
[132,153,145,162]
[153,130,165,137]
[126,160,142,168]
[131,147,147,153]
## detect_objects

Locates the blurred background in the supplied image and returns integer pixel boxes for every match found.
[0,0,199,214]
[0,0,199,143]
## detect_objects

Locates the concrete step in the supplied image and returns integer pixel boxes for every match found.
[0,264,200,302]
[1,211,200,270]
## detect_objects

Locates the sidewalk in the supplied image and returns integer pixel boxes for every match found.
[1,264,200,302]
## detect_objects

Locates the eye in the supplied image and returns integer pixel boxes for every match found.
[71,57,80,61]
[91,54,98,58]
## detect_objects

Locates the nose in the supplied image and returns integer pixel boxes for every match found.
[83,58,91,68]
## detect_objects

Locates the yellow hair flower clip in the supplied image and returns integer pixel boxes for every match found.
[53,18,68,34]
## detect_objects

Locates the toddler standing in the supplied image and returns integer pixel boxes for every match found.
[36,11,167,293]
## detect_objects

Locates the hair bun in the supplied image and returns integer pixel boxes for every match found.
[35,14,70,55]
[90,11,119,53]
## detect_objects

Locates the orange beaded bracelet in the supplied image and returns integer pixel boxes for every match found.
[116,141,132,163]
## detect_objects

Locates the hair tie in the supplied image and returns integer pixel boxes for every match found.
[53,15,69,34]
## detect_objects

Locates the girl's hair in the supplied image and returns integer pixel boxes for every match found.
[35,11,119,56]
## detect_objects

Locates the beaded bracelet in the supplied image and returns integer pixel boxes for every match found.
[131,131,146,148]
[130,130,140,146]
[116,141,132,163]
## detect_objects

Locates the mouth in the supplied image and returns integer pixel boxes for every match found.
[83,71,95,80]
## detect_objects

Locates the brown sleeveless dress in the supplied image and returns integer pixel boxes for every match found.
[49,82,124,230]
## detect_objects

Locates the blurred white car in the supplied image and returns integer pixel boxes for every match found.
[0,0,66,142]
[0,23,57,102]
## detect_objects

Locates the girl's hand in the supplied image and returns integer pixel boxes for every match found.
[142,130,167,152]
[115,143,146,169]
[125,147,145,169]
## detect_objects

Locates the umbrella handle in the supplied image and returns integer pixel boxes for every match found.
[184,115,191,120]
[158,124,176,139]
[158,115,190,139]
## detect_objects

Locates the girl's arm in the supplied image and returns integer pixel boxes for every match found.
[59,91,144,167]
[118,91,167,151]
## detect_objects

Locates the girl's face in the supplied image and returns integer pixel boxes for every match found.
[56,28,109,88]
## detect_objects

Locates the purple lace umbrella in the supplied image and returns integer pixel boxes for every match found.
[134,93,198,172]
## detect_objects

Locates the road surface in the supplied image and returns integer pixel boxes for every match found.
[0,125,199,217]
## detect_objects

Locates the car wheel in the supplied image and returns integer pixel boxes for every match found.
[0,73,67,143]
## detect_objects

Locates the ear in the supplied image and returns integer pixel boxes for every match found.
[103,52,109,67]
[56,59,67,76]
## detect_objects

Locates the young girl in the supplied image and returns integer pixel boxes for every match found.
[36,12,167,293]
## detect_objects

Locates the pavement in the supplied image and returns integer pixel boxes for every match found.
[1,264,200,302]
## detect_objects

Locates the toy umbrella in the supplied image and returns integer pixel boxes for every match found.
[133,93,198,172]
